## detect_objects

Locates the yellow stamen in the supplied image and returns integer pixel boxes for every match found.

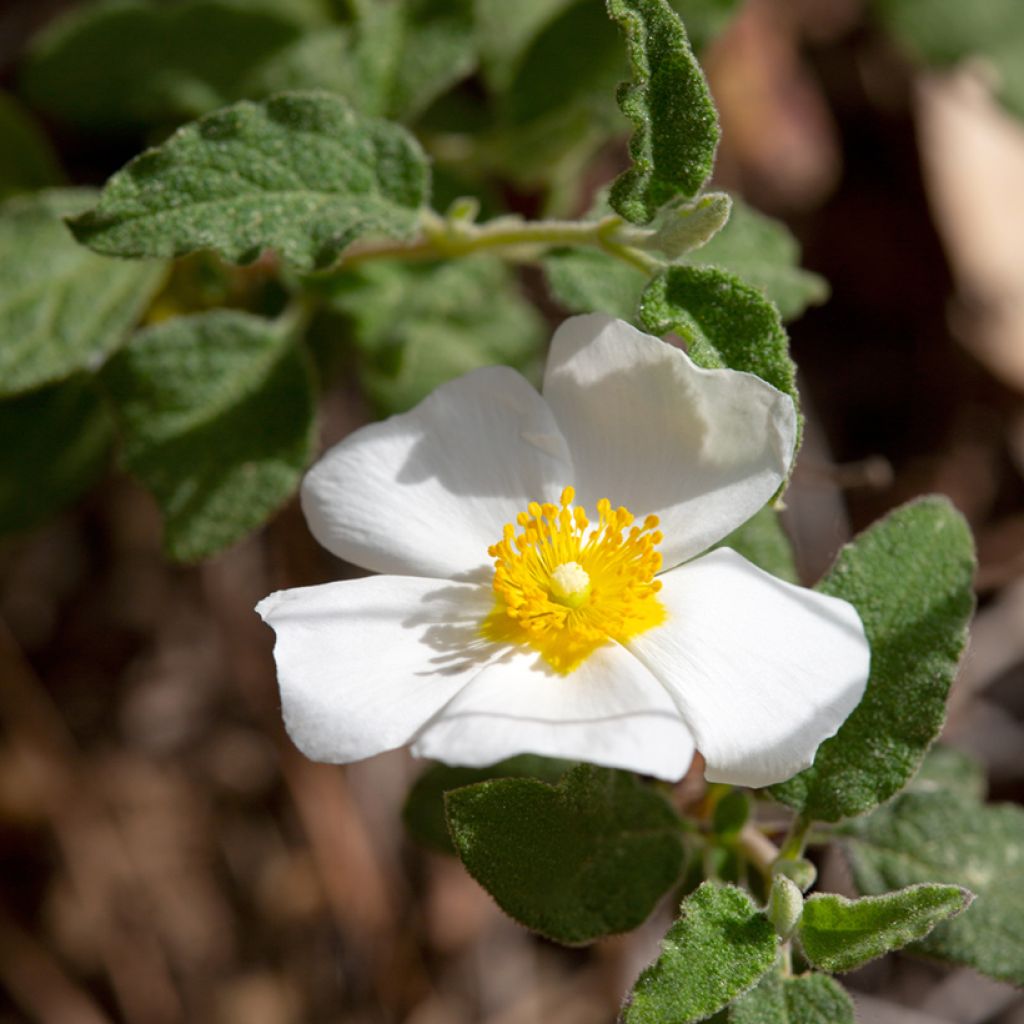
[482,487,666,673]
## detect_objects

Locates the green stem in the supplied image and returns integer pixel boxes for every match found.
[333,210,662,276]
[779,816,812,861]
[736,823,780,882]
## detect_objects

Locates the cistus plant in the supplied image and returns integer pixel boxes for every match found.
[3,0,1020,1020]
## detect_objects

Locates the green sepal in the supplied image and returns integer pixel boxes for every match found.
[607,0,720,222]
[728,969,854,1024]
[402,756,572,855]
[797,885,971,974]
[102,309,316,562]
[622,882,778,1023]
[840,790,1024,985]
[0,375,112,535]
[767,876,804,940]
[69,92,430,271]
[637,191,732,259]
[0,189,166,398]
[445,763,684,945]
[770,497,976,821]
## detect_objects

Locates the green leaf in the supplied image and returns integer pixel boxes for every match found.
[0,375,112,534]
[729,970,854,1024]
[0,92,62,199]
[607,0,720,223]
[906,744,987,801]
[623,883,777,1023]
[712,790,750,839]
[639,265,798,411]
[798,886,971,974]
[445,763,684,944]
[102,310,316,562]
[403,756,572,854]
[715,506,798,584]
[841,791,1024,985]
[21,0,308,131]
[770,497,976,821]
[693,198,828,321]
[542,248,648,320]
[69,92,431,271]
[0,189,166,398]
[317,256,544,413]
[475,0,579,92]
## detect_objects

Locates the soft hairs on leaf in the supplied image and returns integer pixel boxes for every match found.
[445,765,684,944]
[770,497,975,821]
[69,91,430,270]
[797,885,972,973]
[607,0,720,222]
[622,882,777,1023]
[728,970,855,1023]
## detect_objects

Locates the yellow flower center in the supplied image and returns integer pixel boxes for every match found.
[482,486,667,673]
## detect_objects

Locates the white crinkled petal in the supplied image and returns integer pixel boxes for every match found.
[302,366,573,579]
[257,576,501,764]
[626,549,870,788]
[542,314,797,570]
[413,644,696,781]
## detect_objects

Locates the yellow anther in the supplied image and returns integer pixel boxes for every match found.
[481,487,667,673]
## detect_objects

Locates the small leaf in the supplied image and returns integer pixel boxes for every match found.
[729,970,854,1024]
[21,0,309,131]
[693,198,829,321]
[0,375,112,534]
[103,310,316,562]
[640,191,732,259]
[715,506,798,584]
[445,763,684,944]
[403,756,572,854]
[607,0,720,223]
[0,189,165,398]
[841,791,1024,985]
[623,882,777,1023]
[317,256,544,413]
[640,265,798,410]
[798,886,971,973]
[712,790,750,838]
[770,497,976,821]
[70,92,430,271]
[0,91,63,199]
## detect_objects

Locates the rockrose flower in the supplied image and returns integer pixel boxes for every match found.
[257,315,869,786]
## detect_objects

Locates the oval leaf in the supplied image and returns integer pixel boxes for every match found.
[70,92,431,270]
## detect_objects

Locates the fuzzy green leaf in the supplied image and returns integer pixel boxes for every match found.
[906,745,987,801]
[0,375,112,534]
[0,92,62,199]
[542,248,649,320]
[640,265,798,410]
[623,883,778,1023]
[770,497,975,820]
[841,791,1024,984]
[317,256,544,413]
[69,92,430,271]
[403,756,572,854]
[445,763,684,944]
[103,310,315,562]
[21,0,309,131]
[0,189,165,398]
[728,970,854,1024]
[695,198,828,321]
[798,886,971,974]
[607,0,720,222]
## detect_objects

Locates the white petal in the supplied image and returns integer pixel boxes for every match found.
[542,315,797,569]
[302,366,573,578]
[257,576,501,763]
[626,549,870,788]
[413,644,695,781]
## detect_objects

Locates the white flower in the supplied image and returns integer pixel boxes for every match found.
[257,315,869,786]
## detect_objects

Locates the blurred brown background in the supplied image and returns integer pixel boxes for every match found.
[3,0,1024,1021]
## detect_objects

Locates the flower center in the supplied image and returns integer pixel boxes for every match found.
[482,486,666,673]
